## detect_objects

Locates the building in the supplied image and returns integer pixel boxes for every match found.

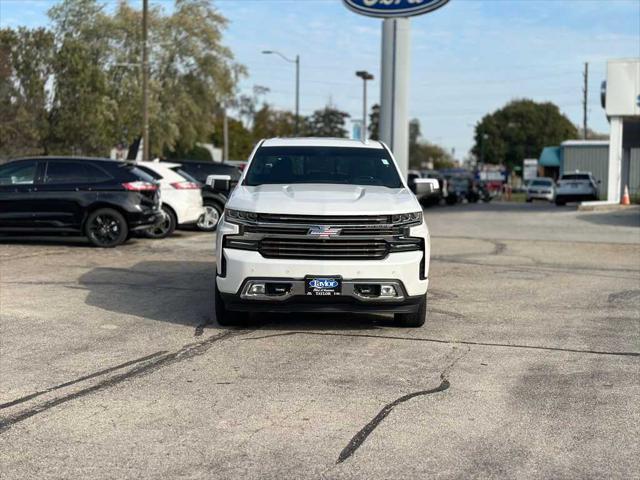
[538,59,640,202]
[602,58,640,202]
[538,140,639,200]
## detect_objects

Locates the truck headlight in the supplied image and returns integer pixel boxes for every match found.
[223,236,259,251]
[391,212,422,225]
[225,209,258,224]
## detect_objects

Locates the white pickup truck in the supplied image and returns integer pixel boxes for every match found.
[209,138,438,328]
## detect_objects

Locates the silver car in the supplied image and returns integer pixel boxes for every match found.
[526,177,555,202]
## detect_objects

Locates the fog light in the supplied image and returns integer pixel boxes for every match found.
[248,283,266,295]
[380,285,397,297]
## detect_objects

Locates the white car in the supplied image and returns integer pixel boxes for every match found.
[526,177,555,202]
[212,138,438,328]
[136,161,204,238]
[555,171,600,206]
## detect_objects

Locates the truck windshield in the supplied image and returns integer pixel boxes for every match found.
[244,146,403,188]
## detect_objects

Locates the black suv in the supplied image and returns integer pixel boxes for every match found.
[165,160,241,232]
[0,157,161,247]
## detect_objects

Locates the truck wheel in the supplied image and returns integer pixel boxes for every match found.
[395,293,427,328]
[197,201,222,232]
[214,278,249,327]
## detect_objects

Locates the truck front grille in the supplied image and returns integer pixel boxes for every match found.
[259,238,389,260]
[244,225,399,236]
[257,213,391,225]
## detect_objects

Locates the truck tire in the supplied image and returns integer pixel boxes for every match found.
[395,293,427,328]
[214,277,249,327]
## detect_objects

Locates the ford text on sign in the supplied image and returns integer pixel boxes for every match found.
[343,0,450,18]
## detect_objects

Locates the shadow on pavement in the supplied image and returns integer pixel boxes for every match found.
[576,209,640,228]
[254,312,394,331]
[79,260,404,331]
[79,261,215,327]
[0,234,92,247]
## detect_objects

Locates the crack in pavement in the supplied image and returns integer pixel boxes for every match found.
[0,329,251,432]
[430,308,466,320]
[336,347,469,464]
[608,290,640,303]
[0,351,169,410]
[243,331,640,357]
[194,323,207,337]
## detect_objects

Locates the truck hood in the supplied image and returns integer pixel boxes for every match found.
[227,183,421,216]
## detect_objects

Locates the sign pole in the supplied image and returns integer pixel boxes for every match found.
[380,18,411,177]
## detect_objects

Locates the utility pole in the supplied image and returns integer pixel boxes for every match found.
[223,105,229,162]
[295,55,300,135]
[261,51,300,135]
[142,0,150,161]
[356,70,374,141]
[582,62,589,140]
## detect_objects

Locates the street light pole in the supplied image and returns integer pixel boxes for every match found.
[262,50,300,135]
[142,0,149,161]
[356,70,374,142]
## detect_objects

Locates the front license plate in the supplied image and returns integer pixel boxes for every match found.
[305,277,342,296]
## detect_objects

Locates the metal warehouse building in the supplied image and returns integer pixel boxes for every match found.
[561,141,611,199]
[539,140,640,200]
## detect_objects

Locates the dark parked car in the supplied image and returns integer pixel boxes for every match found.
[0,157,161,247]
[165,160,241,232]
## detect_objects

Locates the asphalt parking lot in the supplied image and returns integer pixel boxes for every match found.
[1,202,639,479]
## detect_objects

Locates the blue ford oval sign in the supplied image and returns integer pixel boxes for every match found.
[343,0,450,18]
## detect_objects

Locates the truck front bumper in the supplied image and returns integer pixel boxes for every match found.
[219,282,425,314]
[217,247,428,297]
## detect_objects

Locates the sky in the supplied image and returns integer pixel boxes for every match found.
[1,0,639,159]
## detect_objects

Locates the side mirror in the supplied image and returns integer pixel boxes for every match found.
[413,178,439,196]
[206,174,232,192]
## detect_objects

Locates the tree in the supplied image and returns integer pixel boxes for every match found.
[411,143,456,170]
[472,99,578,170]
[210,115,254,160]
[305,106,349,138]
[1,0,242,158]
[368,103,379,140]
[408,119,455,170]
[0,27,54,157]
[253,104,297,139]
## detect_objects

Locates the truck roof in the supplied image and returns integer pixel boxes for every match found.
[261,137,384,149]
